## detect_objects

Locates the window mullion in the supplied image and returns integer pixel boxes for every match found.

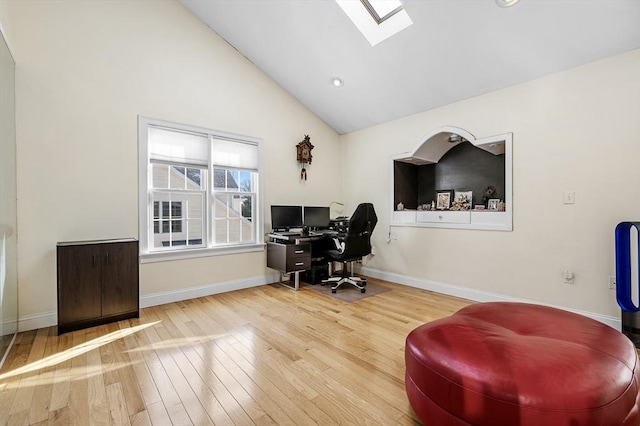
[184,199,189,246]
[229,195,232,244]
[208,136,214,248]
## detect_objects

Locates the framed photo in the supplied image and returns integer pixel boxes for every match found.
[435,190,454,210]
[454,191,473,210]
[488,199,500,211]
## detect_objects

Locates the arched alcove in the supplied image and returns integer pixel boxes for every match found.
[391,127,512,231]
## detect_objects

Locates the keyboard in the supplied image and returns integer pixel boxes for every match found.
[277,232,301,237]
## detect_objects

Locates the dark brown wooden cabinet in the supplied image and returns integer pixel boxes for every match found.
[57,238,139,334]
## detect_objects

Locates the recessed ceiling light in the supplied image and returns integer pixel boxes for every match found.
[495,0,520,7]
[331,77,344,87]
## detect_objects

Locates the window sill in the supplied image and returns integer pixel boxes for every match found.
[140,243,265,264]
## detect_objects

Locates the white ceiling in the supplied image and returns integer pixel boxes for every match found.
[180,0,640,135]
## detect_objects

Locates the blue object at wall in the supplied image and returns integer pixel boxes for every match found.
[616,222,640,312]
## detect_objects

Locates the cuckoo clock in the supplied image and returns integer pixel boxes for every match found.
[296,135,314,180]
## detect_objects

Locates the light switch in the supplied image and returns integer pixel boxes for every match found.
[563,191,575,204]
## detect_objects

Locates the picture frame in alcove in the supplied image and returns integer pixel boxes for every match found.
[488,199,500,211]
[454,190,473,210]
[435,190,454,210]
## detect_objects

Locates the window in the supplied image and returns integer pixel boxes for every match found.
[335,0,413,46]
[139,117,263,262]
[153,201,183,234]
[213,168,255,244]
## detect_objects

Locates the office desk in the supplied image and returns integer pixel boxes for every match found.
[266,232,337,290]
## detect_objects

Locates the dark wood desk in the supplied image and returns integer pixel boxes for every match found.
[266,232,336,290]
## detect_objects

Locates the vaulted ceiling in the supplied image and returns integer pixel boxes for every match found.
[180,0,640,134]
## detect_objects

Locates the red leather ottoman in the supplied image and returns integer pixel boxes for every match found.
[405,302,640,425]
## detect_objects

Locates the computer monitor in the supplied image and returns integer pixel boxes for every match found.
[271,205,303,231]
[303,206,330,230]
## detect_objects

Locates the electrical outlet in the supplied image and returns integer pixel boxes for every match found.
[609,276,616,290]
[563,270,575,284]
[563,191,575,204]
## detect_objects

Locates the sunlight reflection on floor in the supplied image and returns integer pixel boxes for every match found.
[0,321,160,382]
[125,333,228,352]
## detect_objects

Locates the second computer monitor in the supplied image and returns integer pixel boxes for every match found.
[304,206,330,229]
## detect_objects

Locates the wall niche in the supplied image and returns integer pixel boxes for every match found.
[391,126,512,231]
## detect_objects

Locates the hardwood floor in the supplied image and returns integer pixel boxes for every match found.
[0,278,472,425]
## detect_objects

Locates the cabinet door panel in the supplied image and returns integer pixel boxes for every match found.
[57,245,102,324]
[100,242,139,316]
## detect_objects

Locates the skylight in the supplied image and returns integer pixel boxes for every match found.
[336,0,413,46]
[364,0,404,23]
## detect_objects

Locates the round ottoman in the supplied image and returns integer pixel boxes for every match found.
[405,302,640,425]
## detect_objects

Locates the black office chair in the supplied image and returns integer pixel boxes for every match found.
[322,203,377,293]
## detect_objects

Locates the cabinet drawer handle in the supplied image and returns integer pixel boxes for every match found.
[106,253,109,265]
[295,262,304,266]
[93,254,96,267]
[438,215,443,220]
[294,250,304,254]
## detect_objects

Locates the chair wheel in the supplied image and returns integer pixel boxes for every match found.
[331,289,337,293]
[361,288,366,293]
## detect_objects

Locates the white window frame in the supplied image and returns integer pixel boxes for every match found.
[138,116,264,263]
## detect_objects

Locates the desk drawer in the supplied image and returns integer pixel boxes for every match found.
[267,242,311,273]
[286,244,310,257]
[286,256,311,272]
[416,211,471,224]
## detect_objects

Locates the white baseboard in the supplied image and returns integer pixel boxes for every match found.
[360,266,621,330]
[18,310,57,332]
[140,273,281,308]
[17,273,282,332]
[18,268,620,332]
[1,318,17,331]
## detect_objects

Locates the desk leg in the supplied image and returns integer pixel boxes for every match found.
[278,271,300,291]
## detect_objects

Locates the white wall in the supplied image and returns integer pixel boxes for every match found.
[2,0,342,329]
[0,16,18,342]
[342,49,640,319]
[2,1,638,330]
